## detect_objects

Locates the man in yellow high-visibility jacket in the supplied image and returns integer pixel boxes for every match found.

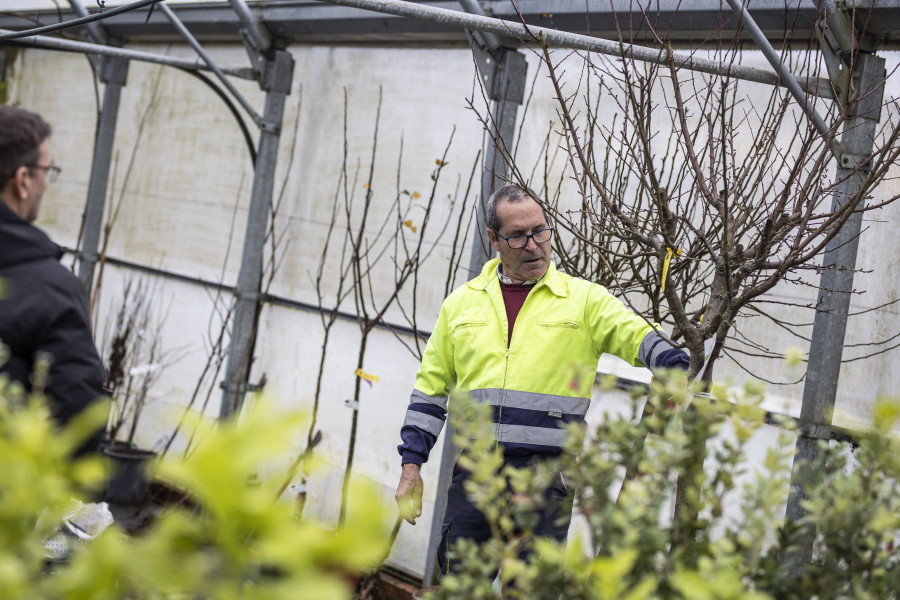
[395,184,689,576]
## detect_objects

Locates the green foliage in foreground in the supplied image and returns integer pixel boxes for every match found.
[0,380,392,600]
[426,372,900,600]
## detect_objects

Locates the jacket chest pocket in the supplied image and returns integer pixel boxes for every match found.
[537,320,582,330]
[450,320,488,344]
[451,320,488,333]
[450,320,492,368]
[535,319,586,344]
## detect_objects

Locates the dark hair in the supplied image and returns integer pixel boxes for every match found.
[486,184,551,232]
[0,106,52,188]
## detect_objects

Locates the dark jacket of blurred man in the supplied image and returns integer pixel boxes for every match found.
[0,105,107,452]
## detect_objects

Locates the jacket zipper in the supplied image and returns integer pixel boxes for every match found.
[496,346,510,450]
[495,280,543,451]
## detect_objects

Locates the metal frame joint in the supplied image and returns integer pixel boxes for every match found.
[491,48,527,104]
[260,119,282,134]
[99,52,129,86]
[234,289,261,302]
[839,152,869,171]
[262,48,294,94]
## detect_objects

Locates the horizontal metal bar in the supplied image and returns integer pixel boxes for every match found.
[3,1,898,45]
[0,0,161,41]
[315,0,834,97]
[0,30,257,79]
[60,249,431,341]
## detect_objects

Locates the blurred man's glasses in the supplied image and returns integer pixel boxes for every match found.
[492,227,553,249]
[27,161,61,184]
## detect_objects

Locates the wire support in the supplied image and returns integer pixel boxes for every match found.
[0,0,163,41]
[160,1,263,126]
[174,66,257,165]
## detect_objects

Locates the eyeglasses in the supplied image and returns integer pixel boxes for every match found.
[27,162,61,184]
[492,227,553,249]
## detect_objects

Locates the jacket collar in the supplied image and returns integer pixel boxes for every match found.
[468,257,567,297]
[0,200,64,268]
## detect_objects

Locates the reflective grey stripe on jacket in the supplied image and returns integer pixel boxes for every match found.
[403,409,445,436]
[469,388,591,416]
[411,388,448,410]
[452,419,574,448]
[639,330,674,370]
[452,388,590,450]
[498,423,571,447]
[402,390,448,437]
[404,387,589,451]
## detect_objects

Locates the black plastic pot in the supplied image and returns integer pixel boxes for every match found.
[103,445,156,505]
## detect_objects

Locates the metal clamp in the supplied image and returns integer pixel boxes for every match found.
[838,152,871,171]
[220,372,267,393]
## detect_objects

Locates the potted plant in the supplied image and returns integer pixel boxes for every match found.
[100,278,166,504]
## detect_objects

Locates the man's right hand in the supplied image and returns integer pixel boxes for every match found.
[395,463,424,525]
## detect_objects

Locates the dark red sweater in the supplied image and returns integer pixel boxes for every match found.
[500,281,535,347]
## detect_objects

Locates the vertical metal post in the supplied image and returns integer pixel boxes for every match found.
[423,41,528,586]
[219,49,294,420]
[77,55,128,294]
[784,50,886,569]
[467,48,528,278]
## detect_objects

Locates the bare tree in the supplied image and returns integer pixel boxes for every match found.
[483,21,900,383]
[468,9,900,550]
[336,87,476,524]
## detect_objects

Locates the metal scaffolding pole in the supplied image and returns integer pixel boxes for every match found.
[466,48,527,279]
[317,0,832,98]
[227,0,271,80]
[724,0,832,141]
[159,1,263,125]
[784,49,886,569]
[67,0,108,45]
[219,49,294,421]
[216,0,293,423]
[0,31,255,79]
[77,55,129,294]
[65,0,127,295]
[227,0,270,54]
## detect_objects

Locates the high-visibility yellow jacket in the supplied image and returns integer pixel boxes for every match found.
[398,258,684,465]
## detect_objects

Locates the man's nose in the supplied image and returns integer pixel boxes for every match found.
[523,235,538,251]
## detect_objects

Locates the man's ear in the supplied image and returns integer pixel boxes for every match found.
[486,228,500,253]
[11,166,30,200]
[1,167,29,216]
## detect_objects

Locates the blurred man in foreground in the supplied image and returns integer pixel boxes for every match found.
[0,105,107,453]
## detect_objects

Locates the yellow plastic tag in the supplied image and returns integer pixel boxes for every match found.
[354,368,380,383]
[661,247,681,291]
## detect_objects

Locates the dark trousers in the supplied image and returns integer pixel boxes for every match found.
[436,454,572,577]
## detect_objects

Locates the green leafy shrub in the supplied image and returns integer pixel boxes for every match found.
[0,371,393,600]
[426,373,900,600]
